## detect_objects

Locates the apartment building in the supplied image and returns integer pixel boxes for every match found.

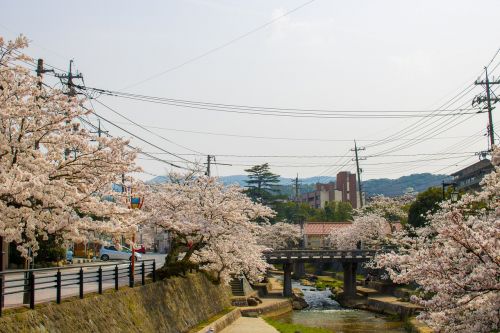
[300,171,362,209]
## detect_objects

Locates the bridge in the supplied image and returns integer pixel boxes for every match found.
[263,249,376,298]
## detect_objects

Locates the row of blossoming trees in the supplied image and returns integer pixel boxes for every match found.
[327,153,499,332]
[0,36,300,285]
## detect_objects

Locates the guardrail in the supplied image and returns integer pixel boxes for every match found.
[0,259,156,316]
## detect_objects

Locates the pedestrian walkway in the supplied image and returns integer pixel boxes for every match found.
[219,317,279,333]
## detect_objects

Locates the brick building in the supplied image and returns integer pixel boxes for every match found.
[300,171,363,209]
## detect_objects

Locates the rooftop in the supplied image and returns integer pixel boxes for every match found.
[304,222,352,235]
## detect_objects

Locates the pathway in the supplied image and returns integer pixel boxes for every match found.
[219,317,278,333]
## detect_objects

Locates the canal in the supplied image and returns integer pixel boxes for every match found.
[270,279,406,333]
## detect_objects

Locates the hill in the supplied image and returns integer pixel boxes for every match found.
[147,175,335,187]
[148,173,448,197]
[362,173,449,197]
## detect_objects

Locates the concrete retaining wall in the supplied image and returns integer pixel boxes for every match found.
[0,273,231,333]
[195,308,242,333]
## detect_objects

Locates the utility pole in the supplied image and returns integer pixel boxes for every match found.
[55,60,83,160]
[351,140,366,208]
[204,155,231,177]
[35,58,54,89]
[206,155,213,177]
[294,174,300,203]
[91,119,108,145]
[293,173,306,278]
[473,67,500,149]
[55,60,83,97]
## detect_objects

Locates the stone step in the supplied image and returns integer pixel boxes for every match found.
[357,286,381,297]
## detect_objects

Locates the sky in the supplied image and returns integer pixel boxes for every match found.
[1,0,499,181]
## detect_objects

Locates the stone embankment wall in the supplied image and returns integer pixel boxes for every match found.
[0,273,231,333]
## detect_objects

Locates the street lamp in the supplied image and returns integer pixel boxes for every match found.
[442,181,457,200]
[450,191,459,203]
[128,193,144,281]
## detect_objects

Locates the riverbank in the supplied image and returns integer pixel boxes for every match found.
[315,275,432,333]
[268,273,434,333]
[201,273,432,333]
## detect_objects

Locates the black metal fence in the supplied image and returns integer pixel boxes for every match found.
[0,259,156,316]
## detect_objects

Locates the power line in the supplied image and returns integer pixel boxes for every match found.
[76,115,189,170]
[361,49,500,153]
[80,105,195,167]
[142,151,477,158]
[120,0,317,90]
[80,86,478,119]
[109,120,485,143]
[89,96,205,155]
[209,155,474,167]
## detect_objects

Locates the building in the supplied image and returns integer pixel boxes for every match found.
[154,231,170,254]
[300,171,363,209]
[304,222,352,248]
[451,159,494,192]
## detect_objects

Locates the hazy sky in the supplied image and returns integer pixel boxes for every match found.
[2,0,499,181]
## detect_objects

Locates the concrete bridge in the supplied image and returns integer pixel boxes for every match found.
[263,249,376,298]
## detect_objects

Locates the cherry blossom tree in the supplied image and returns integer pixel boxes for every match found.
[327,213,393,249]
[371,146,500,332]
[258,222,301,250]
[144,174,275,284]
[359,195,413,226]
[326,195,410,249]
[0,35,141,259]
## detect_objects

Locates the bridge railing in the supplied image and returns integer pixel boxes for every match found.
[263,249,377,260]
[0,259,156,316]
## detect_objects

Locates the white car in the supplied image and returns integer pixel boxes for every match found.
[100,245,142,261]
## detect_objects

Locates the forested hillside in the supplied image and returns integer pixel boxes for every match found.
[149,173,448,197]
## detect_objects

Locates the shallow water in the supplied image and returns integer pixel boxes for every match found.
[271,278,406,333]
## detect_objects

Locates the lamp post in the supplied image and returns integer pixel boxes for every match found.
[129,193,144,281]
[442,181,458,200]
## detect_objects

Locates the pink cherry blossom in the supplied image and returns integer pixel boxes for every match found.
[0,36,141,258]
[371,147,500,332]
[143,174,275,284]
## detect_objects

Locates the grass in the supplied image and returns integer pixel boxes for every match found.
[314,276,343,290]
[264,317,334,333]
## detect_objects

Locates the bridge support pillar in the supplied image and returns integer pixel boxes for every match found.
[314,262,324,275]
[283,263,293,297]
[293,263,305,279]
[342,262,358,298]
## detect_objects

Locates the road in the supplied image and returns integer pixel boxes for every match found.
[1,253,166,310]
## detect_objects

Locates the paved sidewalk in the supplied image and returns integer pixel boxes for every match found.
[219,317,279,333]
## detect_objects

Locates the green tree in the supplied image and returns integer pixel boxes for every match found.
[408,187,442,228]
[244,163,281,205]
[324,201,337,221]
[274,201,353,223]
[335,202,353,221]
